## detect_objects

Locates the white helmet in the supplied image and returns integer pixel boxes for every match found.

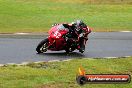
[74,20,86,31]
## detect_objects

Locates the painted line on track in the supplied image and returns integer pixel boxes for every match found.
[34,61,44,63]
[6,63,17,65]
[14,33,30,35]
[119,31,132,32]
[103,57,117,59]
[48,60,60,62]
[0,64,4,66]
[20,62,30,65]
[62,59,72,61]
[124,56,131,58]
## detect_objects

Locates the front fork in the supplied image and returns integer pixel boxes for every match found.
[47,37,56,49]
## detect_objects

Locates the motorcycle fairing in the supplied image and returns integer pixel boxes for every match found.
[48,24,69,51]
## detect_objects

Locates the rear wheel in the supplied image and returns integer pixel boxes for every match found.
[65,46,75,53]
[36,38,48,54]
[65,48,70,54]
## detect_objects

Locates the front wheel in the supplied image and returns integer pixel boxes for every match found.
[36,38,49,54]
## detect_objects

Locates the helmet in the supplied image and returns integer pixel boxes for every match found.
[74,20,86,31]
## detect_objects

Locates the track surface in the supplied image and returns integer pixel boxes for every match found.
[0,32,132,64]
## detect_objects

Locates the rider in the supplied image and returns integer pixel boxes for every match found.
[65,20,91,52]
[52,20,91,52]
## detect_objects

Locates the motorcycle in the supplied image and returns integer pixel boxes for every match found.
[36,24,91,54]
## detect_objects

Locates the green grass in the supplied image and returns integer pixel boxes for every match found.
[0,0,132,33]
[0,57,132,88]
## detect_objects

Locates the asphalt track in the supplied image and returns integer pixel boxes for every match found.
[0,32,132,64]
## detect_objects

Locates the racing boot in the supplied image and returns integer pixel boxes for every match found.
[78,40,85,53]
[65,38,73,53]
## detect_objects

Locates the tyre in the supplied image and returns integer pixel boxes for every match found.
[36,38,48,54]
[65,48,70,54]
[65,47,75,53]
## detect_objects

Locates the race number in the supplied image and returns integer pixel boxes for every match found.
[54,31,61,38]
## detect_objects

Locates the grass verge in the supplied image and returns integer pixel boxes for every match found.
[0,0,132,33]
[0,57,132,88]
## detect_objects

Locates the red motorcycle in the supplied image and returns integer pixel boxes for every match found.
[36,24,91,53]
